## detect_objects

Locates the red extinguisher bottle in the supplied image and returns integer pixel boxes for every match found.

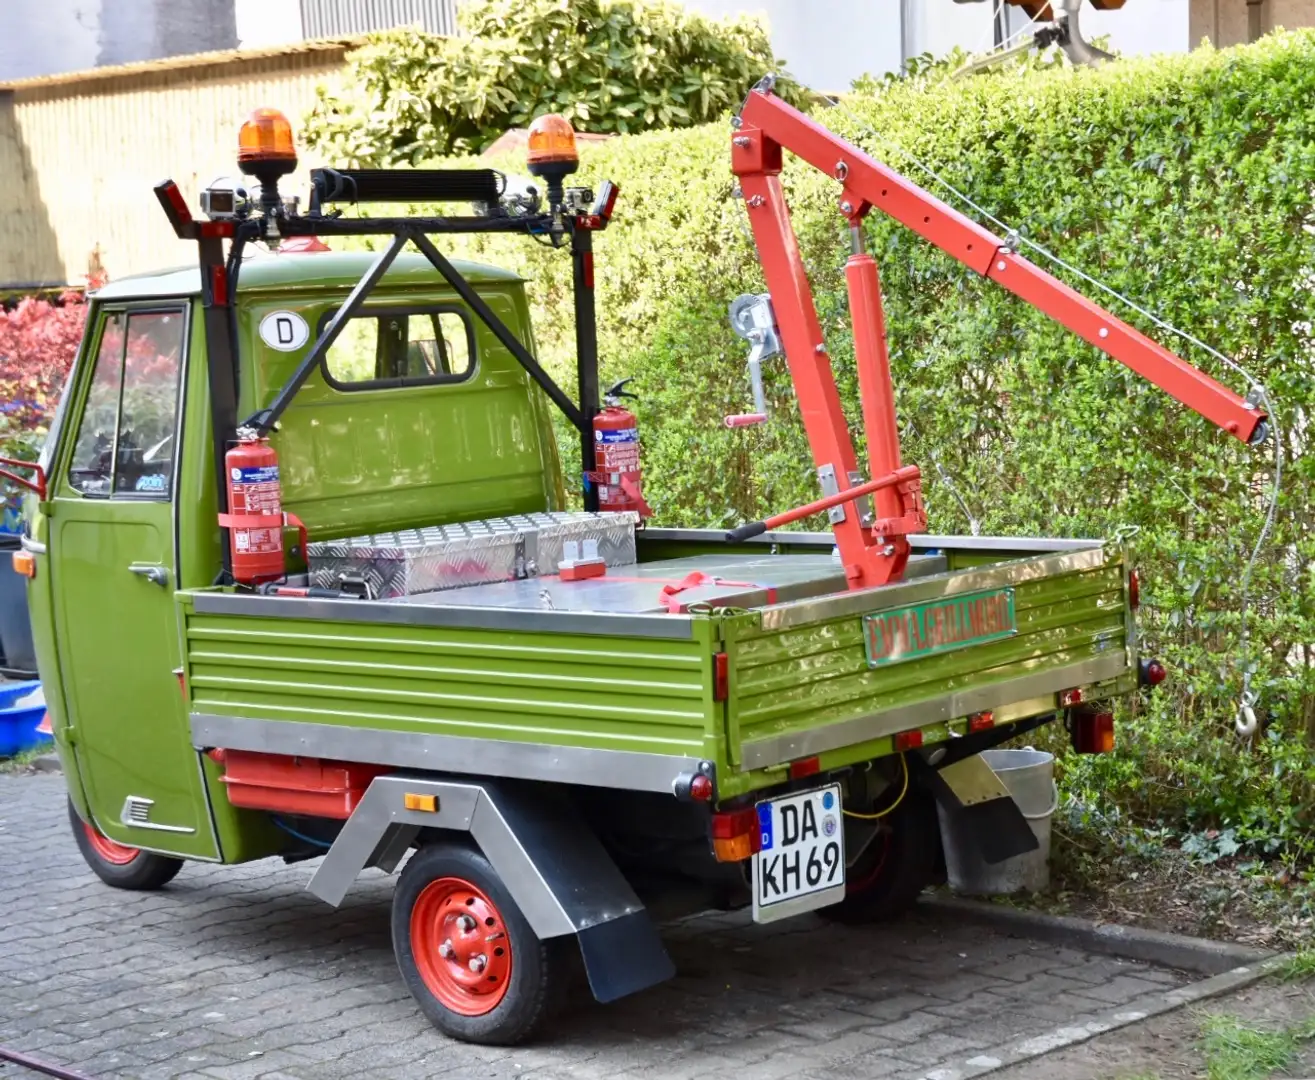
[222,429,287,585]
[592,379,650,517]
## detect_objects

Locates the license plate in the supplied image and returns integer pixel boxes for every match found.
[752,783,845,923]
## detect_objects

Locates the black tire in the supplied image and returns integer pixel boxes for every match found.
[392,841,569,1045]
[820,786,941,924]
[68,798,184,890]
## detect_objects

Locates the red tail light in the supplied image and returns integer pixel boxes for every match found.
[689,774,713,802]
[711,807,761,862]
[713,652,729,702]
[894,729,924,752]
[1139,658,1167,687]
[1070,710,1115,754]
[789,756,820,780]
[967,710,994,733]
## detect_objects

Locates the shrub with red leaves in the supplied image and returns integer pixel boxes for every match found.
[0,288,91,529]
[0,289,88,433]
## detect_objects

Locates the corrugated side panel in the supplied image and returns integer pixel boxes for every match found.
[728,555,1128,761]
[184,612,713,757]
[301,0,458,36]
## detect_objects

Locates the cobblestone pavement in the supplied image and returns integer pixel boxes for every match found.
[1,774,1191,1080]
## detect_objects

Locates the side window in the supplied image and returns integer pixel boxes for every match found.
[322,307,476,390]
[65,309,185,498]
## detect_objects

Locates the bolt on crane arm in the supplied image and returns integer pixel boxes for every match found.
[735,88,1266,445]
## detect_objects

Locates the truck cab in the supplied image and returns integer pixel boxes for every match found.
[27,250,562,865]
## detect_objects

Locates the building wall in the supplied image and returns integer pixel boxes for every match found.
[300,0,460,36]
[685,0,1194,89]
[0,0,240,83]
[1190,0,1315,45]
[0,44,349,288]
[682,0,901,90]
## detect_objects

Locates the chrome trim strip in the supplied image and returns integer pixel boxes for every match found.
[191,713,705,795]
[758,547,1111,632]
[639,527,1102,555]
[20,535,46,555]
[119,795,196,834]
[188,591,696,639]
[738,653,1129,770]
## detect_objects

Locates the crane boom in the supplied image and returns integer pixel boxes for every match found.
[729,85,1266,591]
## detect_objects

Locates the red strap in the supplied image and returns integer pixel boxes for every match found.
[217,512,284,529]
[658,571,775,613]
[619,474,654,518]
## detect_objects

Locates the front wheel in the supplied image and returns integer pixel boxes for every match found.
[392,842,570,1045]
[68,798,183,890]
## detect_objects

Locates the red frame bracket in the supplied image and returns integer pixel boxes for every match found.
[0,457,47,501]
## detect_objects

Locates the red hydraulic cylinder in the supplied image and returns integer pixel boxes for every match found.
[846,251,909,560]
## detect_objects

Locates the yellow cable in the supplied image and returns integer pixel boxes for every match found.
[842,753,909,821]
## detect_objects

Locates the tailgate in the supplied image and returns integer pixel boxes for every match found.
[723,544,1132,770]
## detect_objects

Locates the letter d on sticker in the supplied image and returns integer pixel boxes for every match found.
[259,310,310,352]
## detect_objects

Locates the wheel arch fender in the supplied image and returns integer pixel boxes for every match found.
[306,773,674,1004]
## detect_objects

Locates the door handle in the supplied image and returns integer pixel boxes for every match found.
[128,564,169,588]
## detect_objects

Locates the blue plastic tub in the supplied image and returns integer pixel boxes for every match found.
[0,680,48,757]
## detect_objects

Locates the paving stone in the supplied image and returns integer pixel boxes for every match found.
[0,773,1193,1080]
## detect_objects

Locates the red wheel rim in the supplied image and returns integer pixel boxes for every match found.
[83,821,140,866]
[410,877,513,1017]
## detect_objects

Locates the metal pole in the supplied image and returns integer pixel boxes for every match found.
[199,233,238,580]
[571,225,601,511]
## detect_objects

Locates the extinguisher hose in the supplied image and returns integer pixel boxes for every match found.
[0,1044,98,1080]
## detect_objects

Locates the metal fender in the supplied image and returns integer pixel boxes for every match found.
[307,773,674,1003]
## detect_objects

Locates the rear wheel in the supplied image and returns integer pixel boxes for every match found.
[821,787,941,924]
[393,842,569,1045]
[68,798,183,890]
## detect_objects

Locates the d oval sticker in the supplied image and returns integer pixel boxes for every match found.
[258,310,310,352]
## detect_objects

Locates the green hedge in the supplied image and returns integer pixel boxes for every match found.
[355,33,1315,849]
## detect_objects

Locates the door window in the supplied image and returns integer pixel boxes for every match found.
[66,309,185,498]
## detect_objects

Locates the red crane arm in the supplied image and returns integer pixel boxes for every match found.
[728,87,1265,592]
[736,89,1265,444]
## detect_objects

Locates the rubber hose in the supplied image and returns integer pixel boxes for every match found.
[0,1045,97,1080]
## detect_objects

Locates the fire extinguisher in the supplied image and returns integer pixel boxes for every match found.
[218,428,307,586]
[592,379,651,517]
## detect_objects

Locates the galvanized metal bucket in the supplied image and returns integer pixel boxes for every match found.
[939,747,1058,895]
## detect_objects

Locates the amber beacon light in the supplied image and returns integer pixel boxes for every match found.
[238,107,298,208]
[526,113,579,205]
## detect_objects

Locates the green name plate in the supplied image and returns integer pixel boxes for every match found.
[863,588,1016,668]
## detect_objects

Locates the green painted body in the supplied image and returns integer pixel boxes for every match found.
[25,250,1139,862]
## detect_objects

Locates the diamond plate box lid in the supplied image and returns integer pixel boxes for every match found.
[308,510,638,599]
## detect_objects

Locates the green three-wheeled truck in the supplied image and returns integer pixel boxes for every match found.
[4,83,1265,1044]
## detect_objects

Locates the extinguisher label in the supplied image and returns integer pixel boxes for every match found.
[597,427,639,474]
[231,465,281,516]
[232,465,280,485]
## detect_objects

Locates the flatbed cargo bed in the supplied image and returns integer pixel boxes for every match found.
[180,530,1136,801]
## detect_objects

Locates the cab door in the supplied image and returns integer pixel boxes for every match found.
[49,304,218,858]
